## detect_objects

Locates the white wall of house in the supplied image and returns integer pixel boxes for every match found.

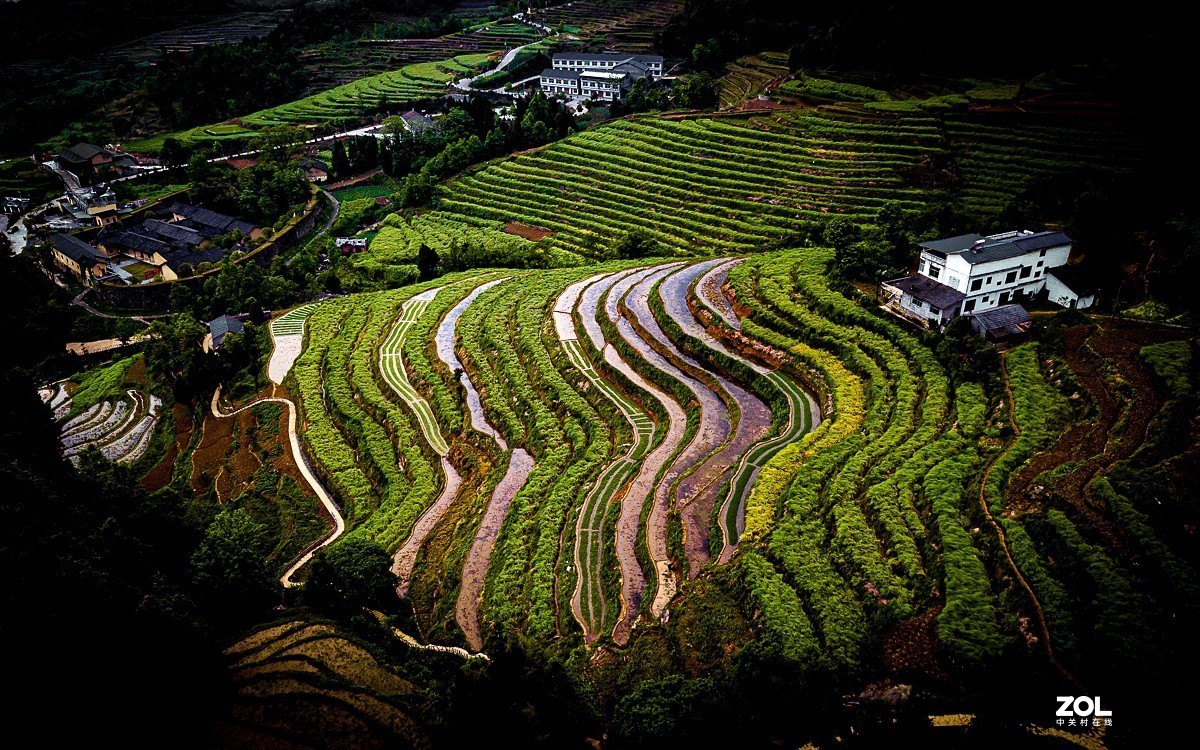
[1044,273,1095,309]
[918,240,1074,315]
[900,293,952,324]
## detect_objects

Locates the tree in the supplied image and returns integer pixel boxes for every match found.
[417,243,440,280]
[159,137,191,167]
[331,139,350,177]
[190,508,276,624]
[611,229,660,259]
[834,238,891,281]
[304,538,397,610]
[822,215,862,251]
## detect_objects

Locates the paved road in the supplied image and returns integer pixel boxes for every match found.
[211,386,346,588]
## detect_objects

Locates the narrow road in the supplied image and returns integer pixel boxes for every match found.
[315,187,340,238]
[71,288,173,325]
[210,386,346,588]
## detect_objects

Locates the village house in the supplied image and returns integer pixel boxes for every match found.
[166,202,262,241]
[334,237,368,254]
[204,314,244,351]
[55,143,113,180]
[2,196,31,215]
[50,233,109,282]
[297,156,330,183]
[882,230,1095,333]
[401,109,435,134]
[540,52,664,101]
[54,202,260,285]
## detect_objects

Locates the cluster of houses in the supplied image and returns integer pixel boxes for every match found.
[50,202,261,285]
[882,229,1096,341]
[539,51,664,102]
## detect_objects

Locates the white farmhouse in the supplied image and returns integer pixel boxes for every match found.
[882,230,1095,333]
[539,52,663,101]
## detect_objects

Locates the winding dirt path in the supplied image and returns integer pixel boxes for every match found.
[985,353,1078,686]
[455,448,533,650]
[210,387,345,588]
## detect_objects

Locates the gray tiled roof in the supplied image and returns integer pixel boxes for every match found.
[52,233,106,263]
[207,314,244,346]
[541,68,581,80]
[552,52,663,64]
[889,274,965,309]
[166,202,257,237]
[919,234,984,256]
[969,304,1032,338]
[922,230,1072,265]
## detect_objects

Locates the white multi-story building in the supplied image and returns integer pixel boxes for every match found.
[883,230,1095,331]
[539,52,664,101]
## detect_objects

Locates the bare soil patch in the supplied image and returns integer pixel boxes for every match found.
[142,402,193,491]
[504,220,555,241]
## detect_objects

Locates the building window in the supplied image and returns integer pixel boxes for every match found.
[983,296,990,302]
[970,278,983,291]
[1040,249,1047,257]
[929,305,941,315]
[1037,260,1044,267]
[964,299,976,312]
[928,265,941,279]
[1020,266,1032,278]
[1035,270,1041,278]
[986,276,992,284]
[1005,271,1017,283]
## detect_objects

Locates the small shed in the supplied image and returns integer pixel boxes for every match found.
[207,314,245,350]
[966,304,1032,342]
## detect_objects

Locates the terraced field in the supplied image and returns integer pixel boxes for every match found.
[392,108,1152,264]
[718,51,790,109]
[43,382,163,467]
[216,619,431,748]
[243,55,488,127]
[240,102,1191,739]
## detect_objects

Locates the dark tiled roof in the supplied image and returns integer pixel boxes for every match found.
[166,202,256,236]
[163,245,226,269]
[142,219,204,247]
[1012,232,1072,252]
[109,231,170,256]
[541,68,581,80]
[970,304,1032,338]
[57,143,107,163]
[52,233,106,264]
[888,274,965,309]
[918,234,984,256]
[921,230,1072,265]
[298,157,330,172]
[552,52,663,64]
[207,314,244,346]
[612,61,650,77]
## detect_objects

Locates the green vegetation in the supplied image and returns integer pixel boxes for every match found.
[69,355,139,417]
